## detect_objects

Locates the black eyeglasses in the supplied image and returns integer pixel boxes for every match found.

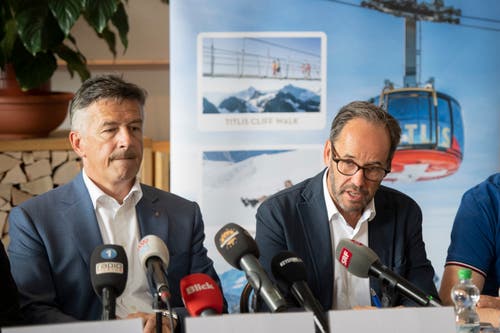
[331,147,390,182]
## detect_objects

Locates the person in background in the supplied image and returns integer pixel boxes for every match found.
[255,101,439,310]
[439,173,500,326]
[8,75,223,333]
[0,245,22,328]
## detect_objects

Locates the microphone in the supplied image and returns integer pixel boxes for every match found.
[271,251,329,333]
[180,273,224,317]
[214,223,287,312]
[336,238,441,307]
[90,244,128,320]
[138,235,170,303]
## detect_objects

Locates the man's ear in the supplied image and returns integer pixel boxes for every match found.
[323,139,332,166]
[69,131,85,158]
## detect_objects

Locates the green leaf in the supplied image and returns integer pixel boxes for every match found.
[49,0,85,35]
[83,0,117,33]
[0,19,17,63]
[111,2,128,51]
[55,43,90,82]
[11,40,57,90]
[14,0,64,54]
[98,26,117,57]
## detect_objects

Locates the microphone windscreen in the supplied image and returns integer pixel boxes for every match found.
[138,235,170,269]
[180,273,224,316]
[271,251,307,285]
[335,238,379,278]
[214,223,259,269]
[90,244,128,297]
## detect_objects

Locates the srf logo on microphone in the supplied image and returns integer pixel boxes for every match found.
[339,248,352,268]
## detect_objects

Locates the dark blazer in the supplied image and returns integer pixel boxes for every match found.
[8,172,221,324]
[0,245,22,327]
[255,169,438,309]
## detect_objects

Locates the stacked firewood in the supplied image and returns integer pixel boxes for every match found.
[0,150,82,249]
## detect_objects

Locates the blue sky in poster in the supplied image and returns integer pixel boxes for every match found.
[171,0,500,299]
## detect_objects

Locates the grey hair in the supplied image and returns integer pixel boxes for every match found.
[329,101,401,166]
[69,75,148,132]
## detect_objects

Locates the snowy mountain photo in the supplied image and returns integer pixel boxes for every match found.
[203,84,320,114]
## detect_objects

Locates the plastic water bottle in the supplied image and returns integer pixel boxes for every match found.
[451,268,480,333]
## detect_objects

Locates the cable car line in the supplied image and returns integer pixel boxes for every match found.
[325,0,500,32]
[459,14,500,24]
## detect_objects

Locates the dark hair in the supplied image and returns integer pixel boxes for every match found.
[329,101,401,166]
[69,75,147,131]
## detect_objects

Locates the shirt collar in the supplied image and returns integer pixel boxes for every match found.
[82,169,143,209]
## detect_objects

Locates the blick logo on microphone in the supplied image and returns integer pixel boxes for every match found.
[185,282,215,295]
[339,248,352,268]
[96,262,124,274]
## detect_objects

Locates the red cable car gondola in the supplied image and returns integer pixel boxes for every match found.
[372,85,464,182]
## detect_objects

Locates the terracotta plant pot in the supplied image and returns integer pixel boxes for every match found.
[0,93,73,139]
[0,65,73,139]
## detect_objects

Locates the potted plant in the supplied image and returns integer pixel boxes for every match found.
[0,0,167,139]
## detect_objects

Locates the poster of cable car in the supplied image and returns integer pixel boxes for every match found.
[171,0,500,312]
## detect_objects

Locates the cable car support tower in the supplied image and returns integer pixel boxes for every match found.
[362,0,464,182]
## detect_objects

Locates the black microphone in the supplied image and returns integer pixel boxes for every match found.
[138,235,170,303]
[271,251,329,333]
[214,223,287,312]
[335,238,441,307]
[90,244,128,320]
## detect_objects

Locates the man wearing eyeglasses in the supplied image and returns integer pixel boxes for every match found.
[255,101,438,310]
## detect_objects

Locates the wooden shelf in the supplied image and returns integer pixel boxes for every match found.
[57,59,170,71]
[0,131,72,152]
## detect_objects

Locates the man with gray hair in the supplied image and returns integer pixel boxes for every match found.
[255,101,438,310]
[8,75,223,333]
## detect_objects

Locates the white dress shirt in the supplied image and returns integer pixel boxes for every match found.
[82,170,153,318]
[322,168,376,310]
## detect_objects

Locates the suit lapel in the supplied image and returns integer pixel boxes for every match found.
[368,190,395,300]
[63,173,103,267]
[368,192,395,266]
[136,186,168,240]
[297,170,333,309]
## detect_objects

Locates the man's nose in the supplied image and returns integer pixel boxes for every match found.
[350,168,366,187]
[117,127,133,147]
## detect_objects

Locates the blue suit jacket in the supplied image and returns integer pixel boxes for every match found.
[8,172,221,323]
[255,169,438,309]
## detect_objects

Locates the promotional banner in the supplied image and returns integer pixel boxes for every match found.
[171,0,500,312]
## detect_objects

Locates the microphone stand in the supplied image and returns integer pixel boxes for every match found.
[153,292,166,333]
[102,288,116,320]
[152,291,175,333]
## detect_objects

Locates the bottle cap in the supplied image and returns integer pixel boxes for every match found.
[458,268,472,280]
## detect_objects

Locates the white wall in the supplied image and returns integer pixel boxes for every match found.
[52,0,170,141]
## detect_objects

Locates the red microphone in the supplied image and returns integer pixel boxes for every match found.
[180,273,224,316]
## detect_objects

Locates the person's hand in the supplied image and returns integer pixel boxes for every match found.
[477,307,500,328]
[126,312,177,333]
[477,295,500,309]
[352,305,378,310]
